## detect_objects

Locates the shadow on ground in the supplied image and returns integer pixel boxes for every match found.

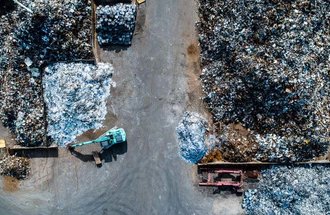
[69,141,128,164]
[11,148,59,158]
[100,45,130,53]
[100,141,128,162]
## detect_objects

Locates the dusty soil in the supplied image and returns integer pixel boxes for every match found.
[2,176,19,192]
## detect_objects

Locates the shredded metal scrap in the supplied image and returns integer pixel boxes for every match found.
[0,0,93,146]
[0,154,30,180]
[198,0,330,162]
[44,63,113,146]
[96,3,137,46]
[176,112,208,164]
[243,166,330,215]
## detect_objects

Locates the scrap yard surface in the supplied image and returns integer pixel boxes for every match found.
[0,0,329,215]
[0,0,241,214]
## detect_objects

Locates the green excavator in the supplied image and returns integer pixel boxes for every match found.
[68,127,126,167]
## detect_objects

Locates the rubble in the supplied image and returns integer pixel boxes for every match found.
[0,0,93,146]
[219,124,258,162]
[44,63,114,146]
[200,148,222,163]
[242,166,330,215]
[0,154,30,180]
[198,0,330,161]
[176,112,208,164]
[96,3,137,46]
[255,134,328,162]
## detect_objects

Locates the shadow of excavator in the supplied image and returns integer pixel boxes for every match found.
[69,140,127,167]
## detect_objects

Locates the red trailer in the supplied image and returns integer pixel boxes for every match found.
[199,169,244,194]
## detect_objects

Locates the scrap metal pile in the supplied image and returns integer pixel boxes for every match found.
[0,0,93,146]
[0,154,30,179]
[243,166,330,214]
[176,112,208,163]
[198,0,330,162]
[96,3,137,46]
[44,63,114,146]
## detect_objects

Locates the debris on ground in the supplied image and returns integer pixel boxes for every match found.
[44,63,114,146]
[176,112,208,164]
[197,0,330,162]
[0,0,93,146]
[242,166,330,215]
[219,124,258,162]
[96,3,137,46]
[200,148,222,163]
[255,134,328,162]
[0,154,30,180]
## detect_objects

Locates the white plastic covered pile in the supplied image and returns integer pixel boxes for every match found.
[43,63,114,146]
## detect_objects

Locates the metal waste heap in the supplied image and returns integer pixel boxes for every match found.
[176,112,208,164]
[0,0,93,146]
[197,0,330,162]
[243,166,330,215]
[96,3,137,46]
[43,63,114,146]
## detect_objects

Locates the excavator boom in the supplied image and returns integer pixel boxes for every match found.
[68,128,126,149]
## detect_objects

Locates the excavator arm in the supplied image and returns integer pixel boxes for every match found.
[68,136,111,149]
[67,128,126,150]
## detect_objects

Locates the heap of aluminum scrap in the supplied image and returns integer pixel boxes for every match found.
[0,0,93,146]
[0,154,30,180]
[243,166,330,215]
[96,3,137,46]
[176,112,208,164]
[198,0,330,162]
[44,63,114,146]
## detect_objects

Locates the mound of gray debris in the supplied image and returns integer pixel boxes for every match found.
[176,112,208,164]
[96,3,137,46]
[0,154,30,180]
[198,0,330,161]
[44,63,114,146]
[0,0,93,146]
[243,166,330,215]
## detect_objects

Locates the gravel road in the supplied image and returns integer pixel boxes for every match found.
[0,0,243,214]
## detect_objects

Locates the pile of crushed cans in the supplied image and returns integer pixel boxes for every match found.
[0,0,93,146]
[96,3,137,46]
[198,0,330,162]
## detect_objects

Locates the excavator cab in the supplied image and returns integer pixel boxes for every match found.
[100,128,126,149]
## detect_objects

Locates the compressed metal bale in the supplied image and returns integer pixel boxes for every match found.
[96,3,137,46]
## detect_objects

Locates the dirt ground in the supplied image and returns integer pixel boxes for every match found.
[0,1,243,214]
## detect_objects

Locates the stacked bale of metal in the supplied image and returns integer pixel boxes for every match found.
[96,3,137,46]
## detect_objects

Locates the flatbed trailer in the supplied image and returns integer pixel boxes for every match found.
[198,160,330,168]
[197,161,330,193]
[198,160,330,172]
